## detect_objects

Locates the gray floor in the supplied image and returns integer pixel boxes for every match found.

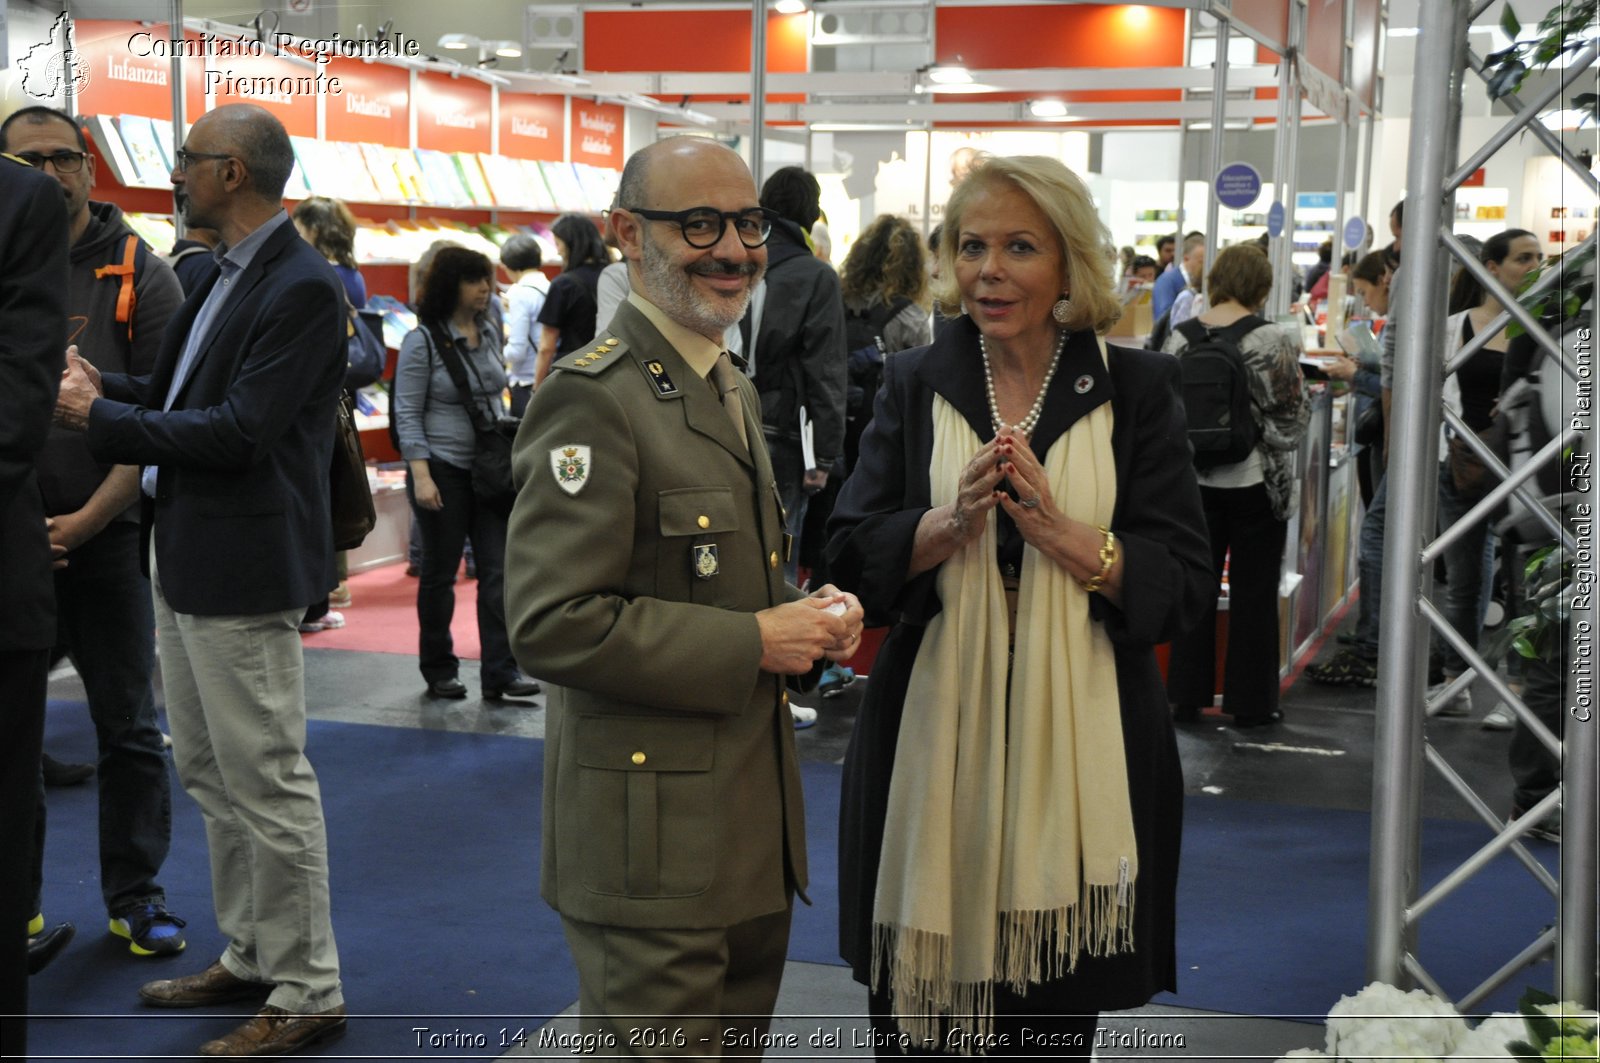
[504,960,1319,1060]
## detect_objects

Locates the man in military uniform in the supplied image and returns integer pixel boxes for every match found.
[505,137,864,1054]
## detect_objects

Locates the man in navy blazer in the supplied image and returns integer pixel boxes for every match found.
[54,103,348,1059]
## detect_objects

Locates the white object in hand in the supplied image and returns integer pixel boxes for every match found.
[824,601,848,617]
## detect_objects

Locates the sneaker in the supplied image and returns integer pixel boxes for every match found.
[109,903,187,957]
[1427,680,1473,717]
[791,704,818,729]
[328,582,352,609]
[1305,649,1378,687]
[1510,803,1561,844]
[297,611,346,634]
[1482,704,1515,731]
[818,663,856,699]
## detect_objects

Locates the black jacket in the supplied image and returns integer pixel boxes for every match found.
[743,218,848,467]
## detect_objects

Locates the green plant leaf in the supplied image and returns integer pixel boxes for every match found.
[1501,3,1522,39]
[1514,632,1540,658]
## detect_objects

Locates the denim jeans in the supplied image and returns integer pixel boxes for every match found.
[1435,461,1497,677]
[1351,471,1388,659]
[766,435,808,586]
[33,522,171,916]
[408,460,517,688]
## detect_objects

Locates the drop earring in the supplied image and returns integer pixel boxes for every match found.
[1052,294,1073,324]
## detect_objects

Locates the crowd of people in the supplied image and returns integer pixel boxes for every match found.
[1,102,1572,1061]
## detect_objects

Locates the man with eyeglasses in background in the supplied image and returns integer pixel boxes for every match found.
[506,136,864,1055]
[52,102,349,1059]
[0,106,186,973]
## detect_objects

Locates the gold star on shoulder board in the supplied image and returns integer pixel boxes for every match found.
[556,336,629,377]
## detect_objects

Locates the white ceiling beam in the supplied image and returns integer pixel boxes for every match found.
[580,65,1278,98]
[685,98,1287,123]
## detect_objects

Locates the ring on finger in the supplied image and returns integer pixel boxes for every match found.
[1020,496,1041,509]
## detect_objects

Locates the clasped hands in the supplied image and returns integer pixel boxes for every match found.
[54,345,102,433]
[949,426,1060,544]
[756,585,865,675]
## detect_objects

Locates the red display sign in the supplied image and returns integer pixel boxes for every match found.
[202,52,317,136]
[1304,0,1348,82]
[499,93,565,162]
[74,19,185,119]
[571,101,623,169]
[325,58,411,147]
[415,72,492,154]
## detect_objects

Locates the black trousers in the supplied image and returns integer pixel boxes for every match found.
[1,649,48,1062]
[1166,482,1288,722]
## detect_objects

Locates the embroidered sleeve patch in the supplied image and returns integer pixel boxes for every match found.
[550,444,591,495]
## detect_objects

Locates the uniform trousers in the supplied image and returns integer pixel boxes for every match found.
[152,554,343,1013]
[560,905,792,1059]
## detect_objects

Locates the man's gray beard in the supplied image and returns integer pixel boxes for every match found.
[640,230,758,339]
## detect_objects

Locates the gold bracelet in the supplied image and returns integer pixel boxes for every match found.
[1078,525,1117,593]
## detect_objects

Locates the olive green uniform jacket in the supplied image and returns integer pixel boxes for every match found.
[507,299,809,930]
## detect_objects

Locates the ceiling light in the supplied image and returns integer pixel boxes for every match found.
[924,61,972,86]
[1386,26,1419,37]
[1029,99,1069,118]
[488,39,523,58]
[773,0,808,13]
[438,33,475,50]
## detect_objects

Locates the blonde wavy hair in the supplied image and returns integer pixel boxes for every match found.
[931,155,1121,334]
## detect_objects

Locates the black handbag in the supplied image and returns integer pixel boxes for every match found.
[330,391,376,550]
[425,324,519,513]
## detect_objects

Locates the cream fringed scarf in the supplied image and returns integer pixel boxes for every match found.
[871,353,1137,1044]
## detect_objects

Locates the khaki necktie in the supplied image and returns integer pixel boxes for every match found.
[711,351,750,450]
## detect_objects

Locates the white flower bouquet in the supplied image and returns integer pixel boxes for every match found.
[1271,984,1598,1063]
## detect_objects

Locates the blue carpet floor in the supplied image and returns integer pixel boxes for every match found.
[29,702,1558,1057]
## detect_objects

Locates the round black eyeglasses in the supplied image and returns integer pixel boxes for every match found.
[623,206,774,249]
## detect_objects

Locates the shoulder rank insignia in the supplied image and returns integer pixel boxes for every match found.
[558,335,626,376]
[641,357,679,397]
[550,444,591,495]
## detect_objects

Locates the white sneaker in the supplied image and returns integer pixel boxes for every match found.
[1427,681,1472,717]
[1482,704,1515,731]
[791,705,818,729]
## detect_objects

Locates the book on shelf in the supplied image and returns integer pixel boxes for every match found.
[117,115,172,187]
[414,149,471,207]
[454,154,494,207]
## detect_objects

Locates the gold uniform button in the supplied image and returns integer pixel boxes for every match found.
[697,515,711,529]
[769,551,779,569]
[781,691,789,705]
[631,752,646,766]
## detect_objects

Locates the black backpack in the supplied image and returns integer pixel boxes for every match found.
[841,297,910,472]
[1174,315,1264,471]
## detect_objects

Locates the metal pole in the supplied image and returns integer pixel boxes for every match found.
[1366,0,1465,988]
[1277,39,1303,320]
[749,0,767,184]
[1561,295,1600,1008]
[1267,23,1293,316]
[1202,16,1229,305]
[170,0,186,240]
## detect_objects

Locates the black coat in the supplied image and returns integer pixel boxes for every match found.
[0,158,68,652]
[825,316,1213,1011]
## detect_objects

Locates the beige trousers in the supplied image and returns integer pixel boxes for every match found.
[152,554,343,1012]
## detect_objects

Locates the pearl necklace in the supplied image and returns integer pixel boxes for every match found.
[980,329,1068,437]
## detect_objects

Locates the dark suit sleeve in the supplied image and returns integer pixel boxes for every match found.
[825,353,939,627]
[0,170,68,515]
[1093,352,1214,646]
[85,273,343,470]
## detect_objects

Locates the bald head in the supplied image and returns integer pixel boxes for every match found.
[194,103,294,202]
[617,136,751,214]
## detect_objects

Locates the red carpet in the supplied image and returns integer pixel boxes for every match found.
[300,562,482,660]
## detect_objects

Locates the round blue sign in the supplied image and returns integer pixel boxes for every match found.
[1266,201,1286,238]
[1343,215,1368,251]
[1215,162,1263,210]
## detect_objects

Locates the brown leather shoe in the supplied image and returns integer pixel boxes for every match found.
[198,1004,347,1057]
[138,961,273,1008]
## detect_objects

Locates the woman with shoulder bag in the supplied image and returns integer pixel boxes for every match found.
[393,246,539,702]
[1431,229,1543,718]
